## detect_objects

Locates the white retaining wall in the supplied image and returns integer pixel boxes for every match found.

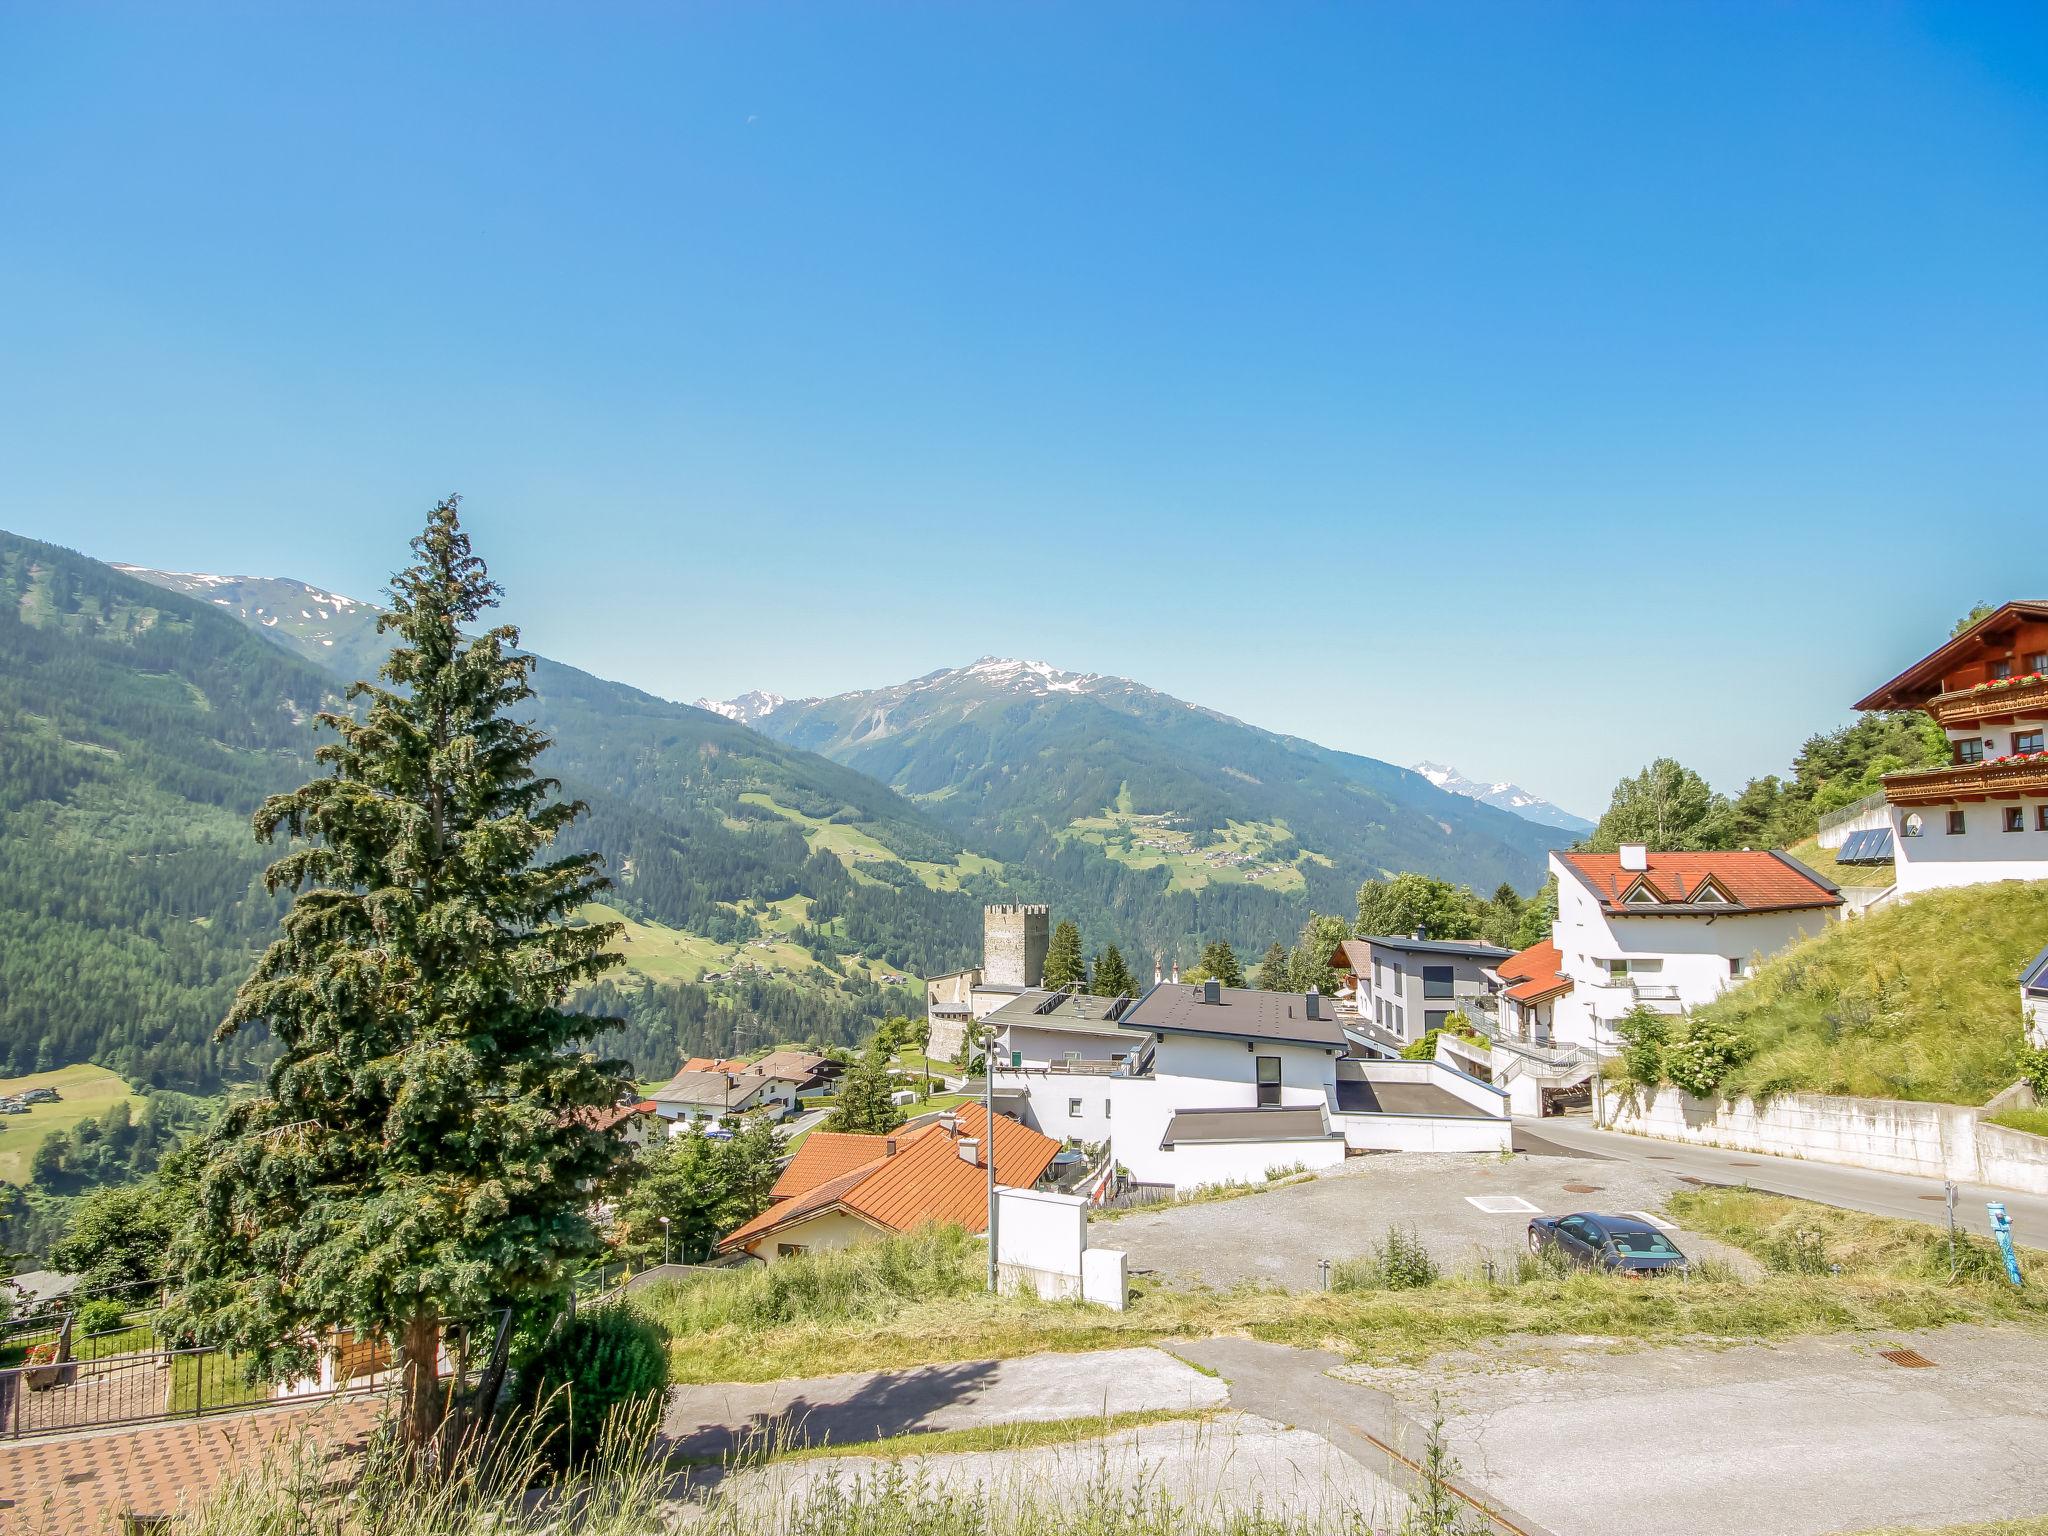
[1611,1085,2048,1195]
[994,1187,1128,1309]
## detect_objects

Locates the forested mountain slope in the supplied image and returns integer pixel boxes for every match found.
[740,658,1565,908]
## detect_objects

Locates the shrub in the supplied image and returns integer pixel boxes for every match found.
[1333,1227,1440,1291]
[1663,1019,1755,1098]
[1611,1006,1670,1089]
[2018,1045,2048,1099]
[73,1298,127,1337]
[517,1303,669,1462]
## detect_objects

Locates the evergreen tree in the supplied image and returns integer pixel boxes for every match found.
[1286,912,1351,996]
[1193,939,1244,988]
[825,1040,903,1135]
[1254,941,1291,991]
[613,1114,785,1264]
[1091,943,1139,999]
[1042,919,1086,991]
[171,499,629,1449]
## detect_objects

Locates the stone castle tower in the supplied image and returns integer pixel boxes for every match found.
[983,903,1049,988]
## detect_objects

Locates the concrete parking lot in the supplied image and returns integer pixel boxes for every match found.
[1107,1149,1755,1290]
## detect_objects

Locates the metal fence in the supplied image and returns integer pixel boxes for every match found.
[0,1341,385,1440]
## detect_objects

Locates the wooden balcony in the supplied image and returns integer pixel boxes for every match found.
[1931,673,2048,728]
[1882,754,2048,806]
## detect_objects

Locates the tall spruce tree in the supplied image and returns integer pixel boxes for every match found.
[1193,939,1244,988]
[1255,941,1291,992]
[825,1041,903,1135]
[172,499,629,1449]
[1042,919,1087,991]
[1090,943,1139,999]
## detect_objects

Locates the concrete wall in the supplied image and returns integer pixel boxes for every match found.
[1611,1085,2048,1196]
[993,1186,1127,1309]
[1002,1022,1139,1070]
[1148,1132,1348,1192]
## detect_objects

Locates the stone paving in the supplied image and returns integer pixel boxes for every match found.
[0,1397,381,1535]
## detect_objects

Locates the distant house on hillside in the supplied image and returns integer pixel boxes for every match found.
[648,1068,795,1131]
[716,1102,1060,1262]
[1854,601,2048,895]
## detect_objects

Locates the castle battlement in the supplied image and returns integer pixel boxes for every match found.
[983,903,1050,987]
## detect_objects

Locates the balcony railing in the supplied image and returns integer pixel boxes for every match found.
[1931,673,2048,728]
[1882,754,2048,807]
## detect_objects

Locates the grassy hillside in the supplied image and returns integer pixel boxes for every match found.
[0,1065,141,1186]
[1696,882,2048,1105]
[1781,834,1894,890]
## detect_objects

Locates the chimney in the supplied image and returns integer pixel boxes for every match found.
[885,1138,897,1157]
[957,1136,979,1166]
[1170,958,1181,984]
[1619,843,1649,872]
[1305,988,1320,1020]
[940,1113,960,1135]
[1202,978,1221,1004]
[1412,926,1427,942]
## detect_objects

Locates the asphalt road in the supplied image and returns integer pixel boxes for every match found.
[1518,1116,2048,1243]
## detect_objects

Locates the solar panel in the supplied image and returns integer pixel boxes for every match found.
[1835,827,1895,865]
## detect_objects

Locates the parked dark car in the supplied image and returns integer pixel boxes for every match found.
[1528,1212,1688,1276]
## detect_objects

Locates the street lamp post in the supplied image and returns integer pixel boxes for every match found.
[981,1024,999,1294]
[659,1216,671,1268]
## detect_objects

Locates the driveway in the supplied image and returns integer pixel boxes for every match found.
[1107,1150,1752,1290]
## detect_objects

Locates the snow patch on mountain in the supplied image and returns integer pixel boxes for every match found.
[694,689,788,725]
[1411,760,1593,834]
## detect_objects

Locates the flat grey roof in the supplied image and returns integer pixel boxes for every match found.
[982,989,1139,1036]
[1123,983,1347,1047]
[1335,1079,1494,1119]
[1160,1106,1335,1145]
[1346,934,1513,963]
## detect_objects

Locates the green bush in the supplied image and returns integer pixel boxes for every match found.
[1333,1227,1440,1291]
[1664,1019,1755,1098]
[517,1303,669,1462]
[73,1298,128,1337]
[2018,1045,2048,1099]
[1611,1006,1670,1090]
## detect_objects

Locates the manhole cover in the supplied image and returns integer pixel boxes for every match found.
[1465,1194,1541,1214]
[1677,1175,1707,1186]
[1879,1348,1937,1369]
[1564,1183,1602,1194]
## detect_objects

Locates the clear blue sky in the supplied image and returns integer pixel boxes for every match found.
[3,3,2044,815]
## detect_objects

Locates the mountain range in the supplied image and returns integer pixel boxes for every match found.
[1409,761,1593,834]
[3,530,1570,1089]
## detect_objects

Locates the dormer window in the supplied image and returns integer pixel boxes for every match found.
[1617,874,1665,906]
[1691,880,1732,905]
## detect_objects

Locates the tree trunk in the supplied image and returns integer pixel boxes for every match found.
[400,1312,445,1450]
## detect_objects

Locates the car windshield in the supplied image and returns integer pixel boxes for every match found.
[1609,1229,1680,1256]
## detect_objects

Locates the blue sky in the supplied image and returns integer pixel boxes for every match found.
[3,3,2043,816]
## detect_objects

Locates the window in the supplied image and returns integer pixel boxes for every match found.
[2039,807,2048,832]
[1255,1055,1281,1107]
[1607,959,1629,981]
[1010,1050,1022,1069]
[2007,807,2026,833]
[1067,1097,1082,1117]
[777,1243,806,1257]
[2030,652,2048,675]
[1948,810,1968,835]
[2016,730,2045,755]
[1955,738,1984,765]
[1991,659,2014,680]
[1063,1050,1082,1066]
[1729,956,1745,978]
[1392,1006,1405,1036]
[1424,1009,1452,1034]
[1902,813,1924,837]
[1422,964,1455,1000]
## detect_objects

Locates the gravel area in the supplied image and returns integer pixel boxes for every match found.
[1107,1150,1758,1289]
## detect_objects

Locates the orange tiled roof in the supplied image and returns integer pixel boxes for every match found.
[1497,940,1572,1004]
[565,1098,658,1132]
[1558,851,1839,915]
[719,1102,1060,1253]
[768,1131,892,1199]
[679,1056,751,1074]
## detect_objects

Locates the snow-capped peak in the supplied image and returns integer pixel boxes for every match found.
[953,657,1101,694]
[694,689,787,725]
[1409,760,1593,835]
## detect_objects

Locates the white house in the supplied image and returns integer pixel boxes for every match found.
[992,980,1510,1192]
[2023,943,2048,1050]
[1854,601,2048,895]
[1544,845,1840,1053]
[647,1068,795,1131]
[982,989,1145,1071]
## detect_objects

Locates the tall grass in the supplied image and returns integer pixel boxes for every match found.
[1686,881,2048,1104]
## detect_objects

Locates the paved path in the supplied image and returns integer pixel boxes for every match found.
[0,1397,381,1535]
[1343,1323,2048,1536]
[1520,1116,2048,1240]
[662,1346,1227,1462]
